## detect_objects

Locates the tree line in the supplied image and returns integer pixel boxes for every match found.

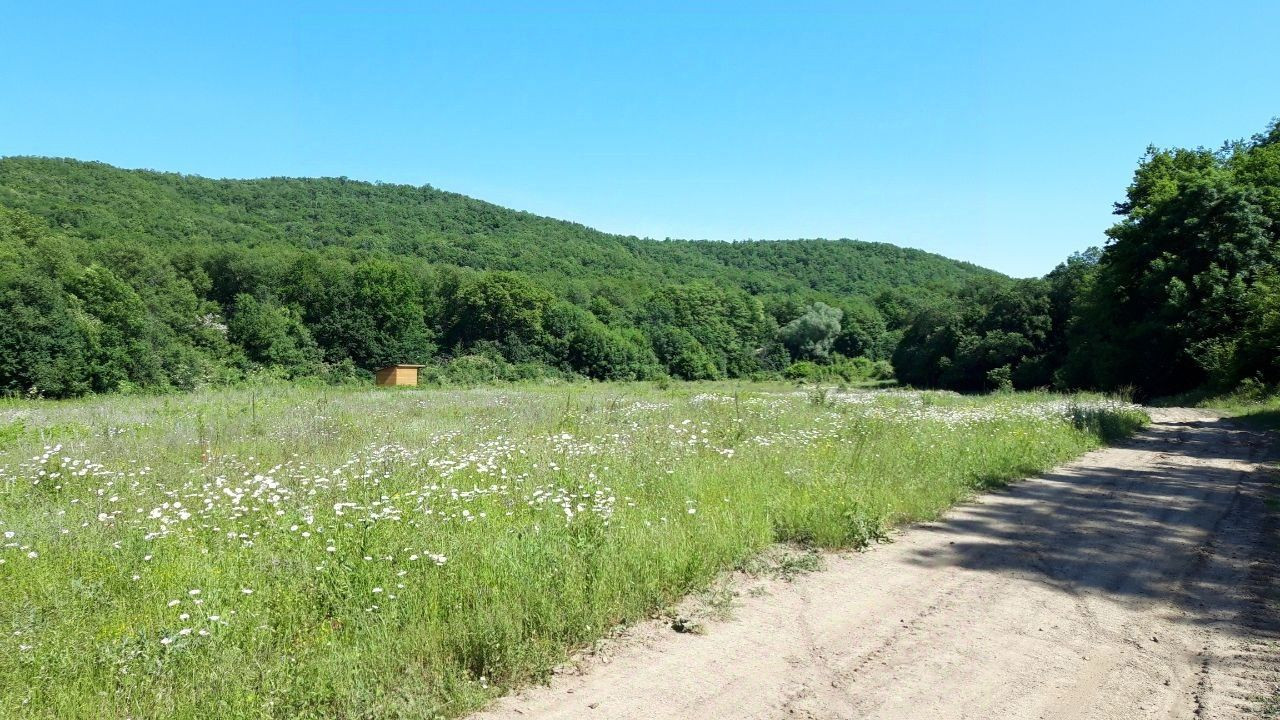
[0,210,901,395]
[2,119,1275,400]
[1,157,947,396]
[894,119,1280,399]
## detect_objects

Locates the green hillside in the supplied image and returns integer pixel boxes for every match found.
[0,156,1000,396]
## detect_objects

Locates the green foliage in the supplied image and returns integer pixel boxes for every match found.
[0,208,218,396]
[777,302,843,361]
[832,298,892,361]
[986,365,1013,392]
[756,341,792,373]
[784,360,823,380]
[542,303,660,381]
[648,326,720,381]
[226,294,321,377]
[446,272,553,356]
[1234,270,1280,383]
[893,276,1058,392]
[1067,123,1280,397]
[784,356,892,383]
[442,354,504,385]
[20,120,1277,402]
[641,283,774,379]
[894,118,1280,399]
[0,272,93,397]
[71,264,166,391]
[0,157,1004,397]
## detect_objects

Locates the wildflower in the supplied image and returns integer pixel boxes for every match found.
[240,588,254,595]
[167,599,181,607]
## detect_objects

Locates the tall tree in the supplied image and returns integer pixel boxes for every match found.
[777,302,843,361]
[1070,135,1278,395]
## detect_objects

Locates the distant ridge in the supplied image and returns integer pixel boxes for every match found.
[0,156,1001,299]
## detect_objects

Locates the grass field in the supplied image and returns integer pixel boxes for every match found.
[0,382,1145,719]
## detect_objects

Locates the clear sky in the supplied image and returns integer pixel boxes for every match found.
[2,2,1277,277]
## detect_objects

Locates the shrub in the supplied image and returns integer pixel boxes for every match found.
[784,360,822,381]
[986,365,1014,392]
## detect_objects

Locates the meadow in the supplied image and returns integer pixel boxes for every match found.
[0,382,1146,719]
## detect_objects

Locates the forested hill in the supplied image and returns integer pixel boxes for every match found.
[6,117,1275,404]
[0,156,997,397]
[0,157,995,299]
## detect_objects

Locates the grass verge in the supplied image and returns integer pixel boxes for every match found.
[1156,386,1280,431]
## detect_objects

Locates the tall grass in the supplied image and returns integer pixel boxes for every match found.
[0,383,1145,718]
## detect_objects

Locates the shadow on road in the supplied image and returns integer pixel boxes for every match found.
[904,416,1278,636]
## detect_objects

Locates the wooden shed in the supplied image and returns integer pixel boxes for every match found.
[375,364,425,387]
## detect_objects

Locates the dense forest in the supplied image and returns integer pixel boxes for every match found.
[2,118,1276,400]
[0,157,991,396]
[894,119,1280,399]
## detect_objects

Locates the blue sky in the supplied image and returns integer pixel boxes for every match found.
[2,2,1277,277]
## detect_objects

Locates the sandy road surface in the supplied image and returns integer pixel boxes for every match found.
[477,409,1280,719]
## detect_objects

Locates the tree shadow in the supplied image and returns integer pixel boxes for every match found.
[903,416,1278,636]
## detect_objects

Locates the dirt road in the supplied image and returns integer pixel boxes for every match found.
[477,410,1279,719]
